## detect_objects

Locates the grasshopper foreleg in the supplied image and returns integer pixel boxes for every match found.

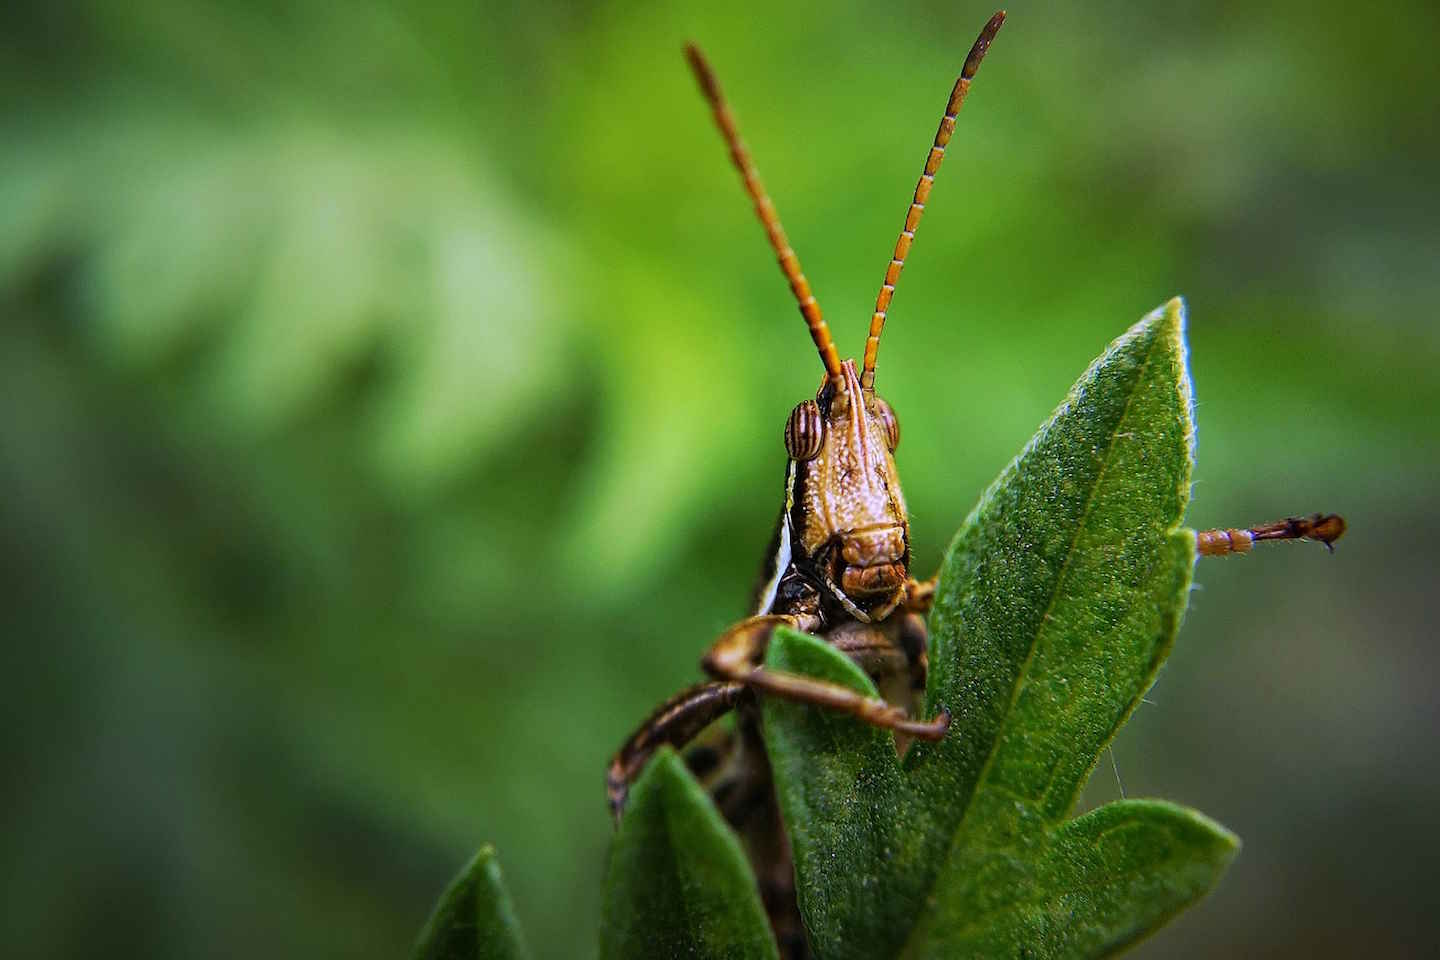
[904,576,937,615]
[701,614,951,741]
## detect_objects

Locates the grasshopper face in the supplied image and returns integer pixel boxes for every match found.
[784,358,908,623]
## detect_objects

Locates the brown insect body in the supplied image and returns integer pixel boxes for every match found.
[607,12,1345,958]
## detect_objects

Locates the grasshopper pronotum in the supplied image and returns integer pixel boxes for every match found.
[606,11,1344,955]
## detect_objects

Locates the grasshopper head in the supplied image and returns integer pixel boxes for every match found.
[686,14,1008,622]
[783,358,908,622]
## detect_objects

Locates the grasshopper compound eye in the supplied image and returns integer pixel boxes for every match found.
[873,396,900,451]
[784,399,824,461]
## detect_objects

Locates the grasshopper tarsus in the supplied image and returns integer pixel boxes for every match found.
[902,704,951,742]
[1196,512,1347,557]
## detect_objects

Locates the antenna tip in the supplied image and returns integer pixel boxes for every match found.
[683,42,718,96]
[963,11,1007,79]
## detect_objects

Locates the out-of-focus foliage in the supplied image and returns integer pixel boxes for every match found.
[1,1,1435,958]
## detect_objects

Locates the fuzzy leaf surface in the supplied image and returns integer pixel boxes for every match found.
[600,747,780,960]
[763,299,1237,958]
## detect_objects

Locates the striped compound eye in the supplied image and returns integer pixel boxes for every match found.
[784,399,824,461]
[873,395,900,451]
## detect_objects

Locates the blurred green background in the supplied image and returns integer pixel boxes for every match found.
[3,0,1437,957]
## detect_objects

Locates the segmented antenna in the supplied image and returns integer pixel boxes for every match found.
[685,44,845,384]
[860,10,1006,391]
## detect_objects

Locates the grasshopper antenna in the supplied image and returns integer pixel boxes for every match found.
[685,43,845,385]
[861,10,1006,391]
[1196,513,1347,557]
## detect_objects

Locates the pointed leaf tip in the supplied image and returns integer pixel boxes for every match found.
[601,747,779,960]
[414,844,529,960]
[908,799,1239,958]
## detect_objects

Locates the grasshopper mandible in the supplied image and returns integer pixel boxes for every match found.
[606,11,1345,956]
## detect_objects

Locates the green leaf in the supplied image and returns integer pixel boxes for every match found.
[600,747,780,960]
[931,800,1237,957]
[763,299,1236,958]
[760,629,912,957]
[414,845,530,960]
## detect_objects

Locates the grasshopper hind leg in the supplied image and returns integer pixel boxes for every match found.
[606,681,748,823]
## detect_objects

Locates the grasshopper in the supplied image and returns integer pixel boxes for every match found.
[606,11,1345,956]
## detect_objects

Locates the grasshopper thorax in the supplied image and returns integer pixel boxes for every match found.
[779,358,909,624]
